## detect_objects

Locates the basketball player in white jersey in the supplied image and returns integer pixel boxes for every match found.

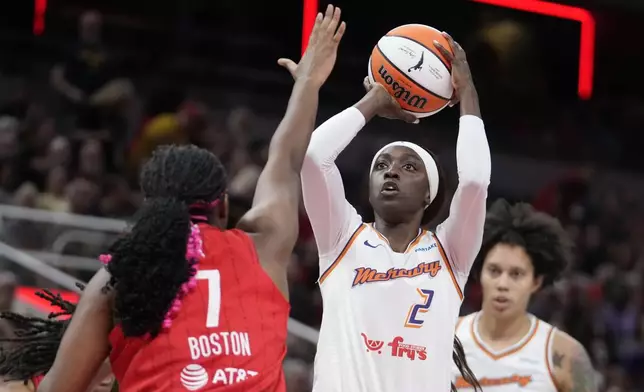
[294,32,490,391]
[452,200,598,392]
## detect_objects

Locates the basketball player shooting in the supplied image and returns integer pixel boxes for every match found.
[295,32,490,391]
[452,200,598,392]
[35,6,346,392]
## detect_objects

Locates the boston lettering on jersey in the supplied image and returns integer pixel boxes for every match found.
[352,261,441,287]
[454,374,533,389]
[187,331,252,361]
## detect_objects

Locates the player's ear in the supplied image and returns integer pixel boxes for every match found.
[531,275,544,294]
[424,185,431,210]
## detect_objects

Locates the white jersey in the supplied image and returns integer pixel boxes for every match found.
[452,312,558,391]
[313,221,464,392]
[300,108,491,392]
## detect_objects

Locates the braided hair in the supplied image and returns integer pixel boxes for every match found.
[452,336,481,392]
[0,283,83,383]
[104,144,227,338]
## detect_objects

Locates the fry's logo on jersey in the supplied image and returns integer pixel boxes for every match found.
[454,374,532,389]
[352,261,441,287]
[361,333,427,361]
[388,336,427,360]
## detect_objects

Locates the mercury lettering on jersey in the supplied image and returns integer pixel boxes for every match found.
[352,261,441,287]
[454,374,532,389]
[187,331,252,360]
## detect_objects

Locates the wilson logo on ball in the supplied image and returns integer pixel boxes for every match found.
[376,65,428,110]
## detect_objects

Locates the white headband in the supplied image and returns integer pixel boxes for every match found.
[370,141,440,204]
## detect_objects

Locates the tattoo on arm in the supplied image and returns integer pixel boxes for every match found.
[552,351,564,368]
[569,345,597,392]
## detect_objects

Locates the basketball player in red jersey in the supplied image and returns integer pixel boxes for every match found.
[0,287,113,392]
[37,6,347,392]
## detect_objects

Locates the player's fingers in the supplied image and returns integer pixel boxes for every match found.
[277,58,298,76]
[333,21,346,43]
[448,93,460,107]
[308,12,323,41]
[328,6,341,34]
[441,31,457,51]
[320,4,334,30]
[401,111,419,124]
[433,41,454,63]
[363,76,373,92]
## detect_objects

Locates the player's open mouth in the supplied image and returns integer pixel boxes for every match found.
[492,297,510,308]
[381,181,399,195]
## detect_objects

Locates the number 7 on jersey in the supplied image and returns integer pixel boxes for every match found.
[196,269,221,328]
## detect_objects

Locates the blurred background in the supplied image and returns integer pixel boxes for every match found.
[1,0,644,390]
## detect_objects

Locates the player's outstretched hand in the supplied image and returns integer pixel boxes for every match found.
[362,77,418,124]
[433,32,474,107]
[277,5,346,88]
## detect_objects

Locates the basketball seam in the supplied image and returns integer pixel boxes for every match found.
[375,44,451,102]
[386,34,452,72]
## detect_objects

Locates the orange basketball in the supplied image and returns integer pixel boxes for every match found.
[368,24,454,118]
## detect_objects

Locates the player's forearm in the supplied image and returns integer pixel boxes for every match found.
[269,78,321,173]
[456,113,490,186]
[304,106,366,171]
[458,84,481,119]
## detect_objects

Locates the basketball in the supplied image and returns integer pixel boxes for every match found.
[368,24,454,118]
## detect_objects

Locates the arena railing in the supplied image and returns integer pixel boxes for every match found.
[0,204,320,345]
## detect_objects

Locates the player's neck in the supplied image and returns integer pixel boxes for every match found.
[477,310,532,344]
[372,217,421,253]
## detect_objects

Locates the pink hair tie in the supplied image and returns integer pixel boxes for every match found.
[162,223,205,332]
[98,254,112,265]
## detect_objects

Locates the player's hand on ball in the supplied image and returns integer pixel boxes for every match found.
[277,5,346,88]
[433,32,473,107]
[363,77,418,124]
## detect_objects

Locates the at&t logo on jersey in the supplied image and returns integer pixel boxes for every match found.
[179,363,260,390]
[361,333,427,361]
[180,364,209,391]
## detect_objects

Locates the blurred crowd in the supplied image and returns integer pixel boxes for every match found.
[1,9,644,392]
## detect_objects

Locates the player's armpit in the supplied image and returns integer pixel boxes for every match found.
[551,330,598,392]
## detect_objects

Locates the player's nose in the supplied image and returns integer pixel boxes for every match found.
[384,165,400,179]
[495,273,510,290]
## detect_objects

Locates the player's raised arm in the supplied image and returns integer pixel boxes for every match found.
[301,77,417,261]
[433,33,491,283]
[238,5,346,267]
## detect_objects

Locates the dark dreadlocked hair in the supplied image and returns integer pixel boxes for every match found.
[105,144,227,338]
[452,336,481,392]
[0,283,83,383]
[472,199,574,286]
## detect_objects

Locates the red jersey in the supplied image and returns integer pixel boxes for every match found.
[109,226,290,392]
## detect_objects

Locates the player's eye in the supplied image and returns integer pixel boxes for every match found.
[403,163,416,171]
[375,162,388,170]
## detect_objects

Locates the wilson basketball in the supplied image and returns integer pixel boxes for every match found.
[368,24,454,118]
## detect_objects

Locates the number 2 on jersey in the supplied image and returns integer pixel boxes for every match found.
[404,288,434,328]
[196,269,221,328]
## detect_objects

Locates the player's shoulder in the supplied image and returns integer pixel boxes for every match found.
[455,312,476,333]
[550,329,597,392]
